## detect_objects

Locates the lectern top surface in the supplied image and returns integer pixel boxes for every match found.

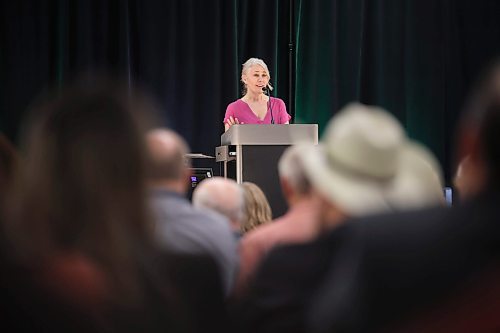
[221,124,318,146]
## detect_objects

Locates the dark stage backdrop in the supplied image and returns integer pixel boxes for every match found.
[1,0,500,182]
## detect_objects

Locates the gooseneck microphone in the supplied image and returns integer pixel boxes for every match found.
[263,86,274,124]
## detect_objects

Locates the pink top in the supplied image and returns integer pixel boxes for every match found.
[224,97,291,125]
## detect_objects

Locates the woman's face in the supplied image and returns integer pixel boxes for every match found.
[242,65,269,95]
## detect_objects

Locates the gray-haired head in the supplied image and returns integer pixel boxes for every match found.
[241,57,274,94]
[192,177,245,229]
[278,144,312,196]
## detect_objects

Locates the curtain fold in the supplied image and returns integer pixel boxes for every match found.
[294,0,500,179]
[2,0,500,181]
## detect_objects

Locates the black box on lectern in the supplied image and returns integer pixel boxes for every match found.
[216,124,318,218]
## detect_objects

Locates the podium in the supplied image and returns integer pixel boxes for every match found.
[216,124,318,218]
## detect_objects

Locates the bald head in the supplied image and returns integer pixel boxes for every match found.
[192,177,245,230]
[146,129,191,189]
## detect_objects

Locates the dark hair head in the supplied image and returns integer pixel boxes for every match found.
[7,78,159,302]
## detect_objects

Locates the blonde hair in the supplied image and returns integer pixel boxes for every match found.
[241,58,274,95]
[241,182,273,233]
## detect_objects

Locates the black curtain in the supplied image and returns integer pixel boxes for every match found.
[0,0,290,157]
[2,0,500,181]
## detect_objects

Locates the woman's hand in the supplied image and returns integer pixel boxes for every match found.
[224,116,244,131]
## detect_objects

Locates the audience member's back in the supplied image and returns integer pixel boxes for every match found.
[306,62,500,333]
[146,129,239,295]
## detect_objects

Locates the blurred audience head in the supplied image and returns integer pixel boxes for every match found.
[192,176,245,233]
[278,144,312,205]
[453,155,483,201]
[241,182,273,233]
[7,77,158,303]
[457,60,500,194]
[299,103,445,221]
[146,128,191,194]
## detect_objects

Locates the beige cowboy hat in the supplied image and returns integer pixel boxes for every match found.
[299,103,444,217]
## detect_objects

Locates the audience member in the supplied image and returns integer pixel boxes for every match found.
[240,182,273,234]
[1,80,226,333]
[305,64,500,332]
[453,155,485,202]
[235,144,325,294]
[232,103,445,333]
[146,129,239,294]
[192,176,245,239]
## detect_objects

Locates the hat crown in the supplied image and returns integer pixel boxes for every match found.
[323,103,405,179]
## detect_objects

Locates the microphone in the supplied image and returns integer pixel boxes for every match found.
[263,85,274,124]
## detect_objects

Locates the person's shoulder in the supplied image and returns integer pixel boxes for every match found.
[242,217,289,244]
[155,199,230,233]
[354,205,452,240]
[150,192,193,219]
[270,96,285,105]
[194,206,232,229]
[187,207,237,244]
[227,99,244,109]
[249,235,334,298]
[260,234,330,274]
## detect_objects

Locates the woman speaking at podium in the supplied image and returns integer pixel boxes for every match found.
[223,58,291,131]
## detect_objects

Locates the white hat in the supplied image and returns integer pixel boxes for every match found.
[300,103,444,217]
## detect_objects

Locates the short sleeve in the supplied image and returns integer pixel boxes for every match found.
[275,98,291,124]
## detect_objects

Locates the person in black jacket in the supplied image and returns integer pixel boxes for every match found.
[306,61,500,333]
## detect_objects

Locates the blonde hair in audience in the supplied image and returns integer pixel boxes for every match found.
[241,182,272,233]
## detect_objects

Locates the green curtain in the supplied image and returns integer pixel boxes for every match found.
[294,0,500,181]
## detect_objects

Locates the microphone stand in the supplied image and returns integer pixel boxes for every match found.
[265,87,274,124]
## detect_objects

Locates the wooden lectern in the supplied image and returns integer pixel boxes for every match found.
[216,124,318,218]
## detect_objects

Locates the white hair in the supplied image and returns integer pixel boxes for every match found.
[192,177,245,224]
[241,57,274,92]
[278,144,311,195]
